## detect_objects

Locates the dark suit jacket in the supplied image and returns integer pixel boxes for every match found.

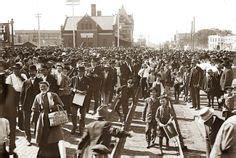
[45,75,59,94]
[189,66,204,88]
[20,77,42,112]
[101,67,117,93]
[58,74,71,96]
[206,116,224,154]
[117,85,135,102]
[78,120,129,158]
[70,76,89,92]
[143,97,159,123]
[91,66,103,90]
[220,68,234,91]
[120,62,132,80]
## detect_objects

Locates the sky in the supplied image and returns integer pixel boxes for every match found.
[1,0,236,44]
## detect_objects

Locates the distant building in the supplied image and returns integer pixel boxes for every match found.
[174,33,192,49]
[208,35,236,50]
[14,30,62,47]
[61,4,134,48]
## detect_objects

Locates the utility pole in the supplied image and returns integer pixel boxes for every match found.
[191,17,195,50]
[10,19,14,50]
[35,13,41,48]
[117,10,120,47]
[66,0,79,48]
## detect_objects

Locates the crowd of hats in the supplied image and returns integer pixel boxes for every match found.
[0,47,235,73]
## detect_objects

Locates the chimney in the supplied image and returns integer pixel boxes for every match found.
[97,11,102,16]
[91,4,96,16]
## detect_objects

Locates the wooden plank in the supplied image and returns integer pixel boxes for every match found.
[110,87,141,158]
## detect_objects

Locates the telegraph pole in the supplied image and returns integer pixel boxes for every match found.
[10,19,14,50]
[66,0,79,48]
[35,13,41,48]
[191,17,195,50]
[117,10,120,47]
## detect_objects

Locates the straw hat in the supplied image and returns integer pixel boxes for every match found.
[198,107,214,123]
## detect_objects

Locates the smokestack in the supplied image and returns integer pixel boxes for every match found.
[91,4,96,16]
[97,11,102,16]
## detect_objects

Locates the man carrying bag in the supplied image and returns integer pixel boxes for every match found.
[70,66,90,135]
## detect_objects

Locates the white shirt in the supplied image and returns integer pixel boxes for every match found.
[5,73,27,92]
[0,118,10,145]
[152,81,165,95]
[56,72,62,86]
[138,66,151,78]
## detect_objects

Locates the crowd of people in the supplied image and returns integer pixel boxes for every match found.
[0,46,236,157]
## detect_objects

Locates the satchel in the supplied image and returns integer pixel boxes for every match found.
[48,105,68,127]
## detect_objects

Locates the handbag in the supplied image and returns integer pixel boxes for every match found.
[48,104,68,127]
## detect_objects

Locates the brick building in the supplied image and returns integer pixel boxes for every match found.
[61,4,134,47]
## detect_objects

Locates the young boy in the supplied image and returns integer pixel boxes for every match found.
[156,96,174,155]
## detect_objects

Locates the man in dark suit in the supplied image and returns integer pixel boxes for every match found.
[40,64,59,94]
[199,107,224,157]
[70,66,90,135]
[189,61,204,110]
[101,64,116,105]
[90,58,103,114]
[76,105,131,158]
[20,65,42,145]
[220,61,234,92]
[142,88,159,148]
[114,79,135,122]
[120,58,132,86]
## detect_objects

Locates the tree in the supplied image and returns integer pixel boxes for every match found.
[194,28,232,48]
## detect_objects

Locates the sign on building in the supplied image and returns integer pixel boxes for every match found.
[80,33,93,38]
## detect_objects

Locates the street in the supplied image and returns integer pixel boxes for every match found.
[12,90,224,158]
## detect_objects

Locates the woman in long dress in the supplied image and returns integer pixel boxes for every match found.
[31,81,65,158]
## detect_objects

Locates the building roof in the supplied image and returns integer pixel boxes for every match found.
[15,30,61,34]
[64,16,115,31]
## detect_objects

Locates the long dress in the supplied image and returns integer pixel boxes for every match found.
[32,92,64,158]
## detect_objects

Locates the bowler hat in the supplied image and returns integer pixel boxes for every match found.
[12,63,22,70]
[77,66,85,72]
[39,81,50,87]
[225,86,233,90]
[29,65,37,71]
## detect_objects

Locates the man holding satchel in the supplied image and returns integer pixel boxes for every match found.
[70,66,90,135]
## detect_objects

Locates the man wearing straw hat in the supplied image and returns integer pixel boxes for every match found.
[76,105,131,158]
[198,107,224,157]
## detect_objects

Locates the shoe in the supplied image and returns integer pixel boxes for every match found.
[207,104,211,107]
[149,142,155,148]
[147,142,150,149]
[195,107,200,110]
[190,106,194,109]
[92,111,97,115]
[26,141,31,146]
[160,150,163,155]
[166,143,169,149]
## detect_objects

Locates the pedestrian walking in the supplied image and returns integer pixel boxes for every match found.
[31,81,65,158]
[142,88,159,148]
[156,96,174,155]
